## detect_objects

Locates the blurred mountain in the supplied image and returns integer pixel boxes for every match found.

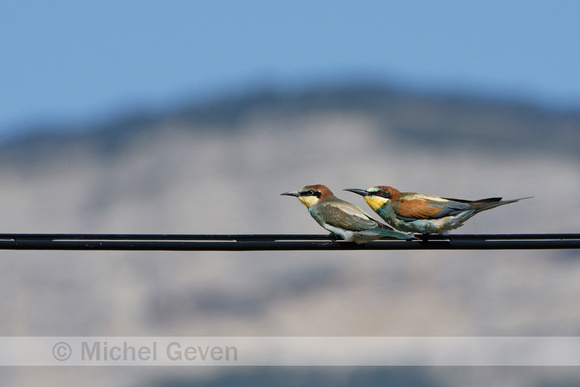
[5,85,580,161]
[1,84,580,386]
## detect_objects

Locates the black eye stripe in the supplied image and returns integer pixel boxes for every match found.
[299,190,321,198]
[373,190,391,199]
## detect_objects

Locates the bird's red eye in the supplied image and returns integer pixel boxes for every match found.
[376,190,383,196]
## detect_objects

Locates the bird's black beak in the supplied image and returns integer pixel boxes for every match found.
[343,188,369,197]
[280,191,300,197]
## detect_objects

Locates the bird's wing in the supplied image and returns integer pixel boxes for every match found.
[317,201,378,231]
[394,194,475,220]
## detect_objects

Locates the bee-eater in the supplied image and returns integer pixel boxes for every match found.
[281,184,413,243]
[344,186,531,234]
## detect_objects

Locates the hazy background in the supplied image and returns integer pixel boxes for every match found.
[4,0,580,136]
[1,1,580,386]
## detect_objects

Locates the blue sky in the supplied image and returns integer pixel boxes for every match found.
[2,1,580,137]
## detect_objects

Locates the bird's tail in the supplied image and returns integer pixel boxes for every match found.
[374,224,415,240]
[469,196,533,213]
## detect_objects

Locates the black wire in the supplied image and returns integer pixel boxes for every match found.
[0,233,578,251]
[1,233,579,241]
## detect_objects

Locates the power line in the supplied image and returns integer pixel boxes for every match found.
[0,233,578,251]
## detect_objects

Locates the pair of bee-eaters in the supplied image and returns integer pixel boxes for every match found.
[282,184,530,243]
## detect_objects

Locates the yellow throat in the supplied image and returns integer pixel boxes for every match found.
[364,196,388,211]
[298,195,319,208]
